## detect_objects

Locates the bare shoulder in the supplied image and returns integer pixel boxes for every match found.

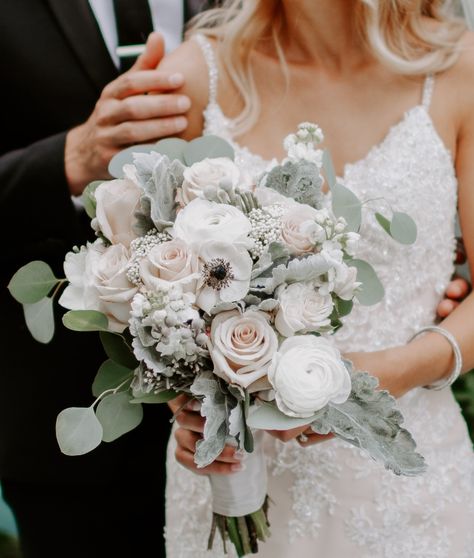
[447,31,474,116]
[157,38,210,140]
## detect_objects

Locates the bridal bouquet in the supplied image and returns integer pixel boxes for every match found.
[9,123,424,556]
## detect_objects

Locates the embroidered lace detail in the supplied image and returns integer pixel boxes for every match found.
[166,37,474,556]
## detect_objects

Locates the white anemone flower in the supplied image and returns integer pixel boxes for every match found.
[196,241,253,314]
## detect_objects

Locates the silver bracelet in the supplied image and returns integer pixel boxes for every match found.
[409,326,463,390]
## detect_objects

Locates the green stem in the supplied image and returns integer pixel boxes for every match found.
[237,516,252,556]
[226,517,244,557]
[50,279,66,300]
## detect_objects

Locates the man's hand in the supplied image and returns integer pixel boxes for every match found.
[65,32,190,195]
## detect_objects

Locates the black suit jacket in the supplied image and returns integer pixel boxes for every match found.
[0,0,206,483]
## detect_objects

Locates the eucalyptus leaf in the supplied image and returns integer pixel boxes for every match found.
[311,372,426,477]
[390,212,417,245]
[63,310,109,332]
[322,149,337,191]
[8,260,59,304]
[56,406,103,456]
[130,390,177,404]
[183,135,234,166]
[108,144,157,178]
[332,183,362,232]
[375,212,391,236]
[96,392,143,443]
[23,297,55,344]
[349,259,384,306]
[100,331,138,369]
[92,359,134,398]
[154,137,187,163]
[247,402,317,431]
[81,180,103,219]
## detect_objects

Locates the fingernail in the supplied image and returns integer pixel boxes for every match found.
[234,449,246,461]
[231,463,246,473]
[175,116,187,131]
[177,96,191,111]
[169,72,184,86]
[451,285,461,297]
[188,400,201,412]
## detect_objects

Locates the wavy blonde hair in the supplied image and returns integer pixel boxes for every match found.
[188,0,466,134]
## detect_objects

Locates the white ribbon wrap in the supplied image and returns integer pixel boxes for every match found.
[209,430,267,517]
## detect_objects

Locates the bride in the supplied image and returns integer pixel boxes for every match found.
[159,1,474,556]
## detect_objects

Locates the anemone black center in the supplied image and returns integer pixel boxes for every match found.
[210,264,227,281]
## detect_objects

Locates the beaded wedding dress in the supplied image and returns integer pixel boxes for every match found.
[165,36,474,557]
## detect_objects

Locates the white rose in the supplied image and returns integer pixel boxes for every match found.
[254,187,296,209]
[59,241,137,332]
[280,203,320,255]
[139,239,199,292]
[94,179,141,247]
[268,336,351,418]
[172,198,252,249]
[177,157,242,205]
[210,310,278,391]
[196,241,253,314]
[275,282,334,337]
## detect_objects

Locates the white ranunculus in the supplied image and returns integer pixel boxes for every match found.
[209,310,277,391]
[177,157,241,206]
[196,241,253,314]
[280,203,320,255]
[59,241,137,332]
[275,282,334,337]
[268,336,351,418]
[94,179,141,247]
[254,187,296,209]
[139,239,199,292]
[172,198,252,249]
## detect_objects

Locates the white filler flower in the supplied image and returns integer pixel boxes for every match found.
[268,336,351,418]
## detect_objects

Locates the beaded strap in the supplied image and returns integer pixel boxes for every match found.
[193,34,219,106]
[421,74,435,110]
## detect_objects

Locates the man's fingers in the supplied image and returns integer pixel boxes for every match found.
[112,116,188,145]
[446,277,470,300]
[437,299,459,318]
[103,70,185,100]
[100,94,191,125]
[132,32,165,71]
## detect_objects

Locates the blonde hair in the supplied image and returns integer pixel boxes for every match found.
[188,0,466,134]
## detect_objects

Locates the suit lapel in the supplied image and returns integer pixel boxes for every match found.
[46,0,118,92]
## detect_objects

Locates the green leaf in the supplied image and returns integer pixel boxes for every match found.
[108,144,157,178]
[81,180,103,219]
[23,297,55,344]
[246,402,317,431]
[56,406,103,456]
[154,137,187,163]
[334,297,353,317]
[375,212,391,235]
[331,183,362,232]
[322,149,337,191]
[183,135,234,166]
[96,392,143,442]
[311,372,426,477]
[8,261,59,304]
[349,259,384,306]
[100,331,138,369]
[62,310,109,332]
[390,212,417,245]
[130,390,177,404]
[92,359,134,398]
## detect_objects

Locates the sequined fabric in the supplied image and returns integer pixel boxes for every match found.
[165,36,474,557]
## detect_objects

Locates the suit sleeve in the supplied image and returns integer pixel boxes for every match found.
[0,132,89,279]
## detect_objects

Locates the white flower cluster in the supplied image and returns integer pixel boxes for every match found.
[248,205,285,259]
[126,229,171,285]
[129,285,210,391]
[283,122,325,166]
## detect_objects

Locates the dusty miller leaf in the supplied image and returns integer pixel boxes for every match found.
[228,401,246,449]
[311,372,426,477]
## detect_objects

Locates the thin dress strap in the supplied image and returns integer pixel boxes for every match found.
[193,34,219,106]
[421,74,435,110]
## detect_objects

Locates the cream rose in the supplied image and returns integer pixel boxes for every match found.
[94,179,141,247]
[172,198,252,249]
[139,239,199,292]
[59,241,137,332]
[178,157,241,205]
[280,203,320,255]
[268,335,351,418]
[275,282,334,337]
[209,309,278,391]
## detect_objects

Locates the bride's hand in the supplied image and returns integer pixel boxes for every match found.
[266,425,333,446]
[168,394,243,475]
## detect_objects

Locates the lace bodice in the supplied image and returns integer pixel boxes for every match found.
[165,36,474,558]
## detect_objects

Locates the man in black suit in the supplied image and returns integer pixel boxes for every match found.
[0,2,212,557]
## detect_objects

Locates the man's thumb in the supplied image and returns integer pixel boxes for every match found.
[131,32,165,71]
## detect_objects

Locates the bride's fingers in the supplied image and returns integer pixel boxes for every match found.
[175,410,205,433]
[297,432,334,447]
[168,393,191,414]
[175,446,237,475]
[174,428,241,464]
[266,425,309,443]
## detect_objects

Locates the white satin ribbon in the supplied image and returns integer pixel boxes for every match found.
[461,0,474,29]
[209,430,268,517]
